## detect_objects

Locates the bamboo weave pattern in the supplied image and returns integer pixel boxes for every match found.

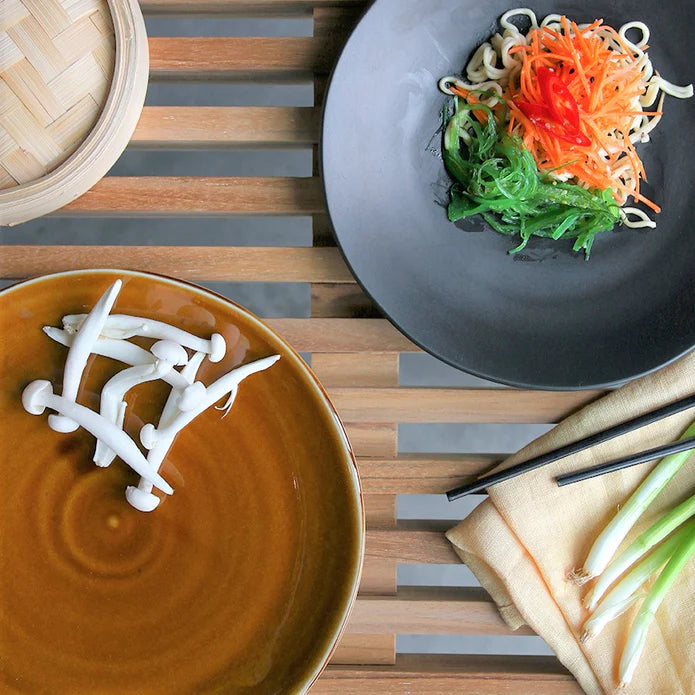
[0,0,115,189]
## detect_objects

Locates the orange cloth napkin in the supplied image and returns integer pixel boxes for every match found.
[447,351,695,695]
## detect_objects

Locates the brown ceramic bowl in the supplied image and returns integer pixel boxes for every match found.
[0,269,364,694]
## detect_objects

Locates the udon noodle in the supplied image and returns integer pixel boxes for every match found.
[439,8,693,229]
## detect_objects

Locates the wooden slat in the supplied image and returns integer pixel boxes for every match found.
[364,494,396,530]
[360,557,398,596]
[311,283,380,318]
[365,528,458,566]
[315,655,583,694]
[148,36,342,79]
[311,212,336,247]
[131,106,318,148]
[0,246,351,282]
[313,5,363,37]
[51,177,324,216]
[357,454,501,494]
[348,588,534,636]
[327,387,602,424]
[316,352,399,461]
[267,319,418,353]
[330,634,396,666]
[140,0,368,16]
[344,423,398,458]
[359,556,396,596]
[311,353,399,387]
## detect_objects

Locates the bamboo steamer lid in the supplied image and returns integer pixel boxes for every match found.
[0,0,148,225]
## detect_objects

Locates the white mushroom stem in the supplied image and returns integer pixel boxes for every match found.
[44,327,191,391]
[94,340,189,468]
[126,351,207,512]
[140,355,280,451]
[44,327,154,366]
[49,280,122,434]
[22,380,173,495]
[62,314,227,363]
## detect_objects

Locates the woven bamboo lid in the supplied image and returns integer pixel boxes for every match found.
[0,0,148,226]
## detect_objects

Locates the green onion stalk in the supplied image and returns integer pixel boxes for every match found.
[581,519,695,641]
[583,492,695,611]
[442,96,620,258]
[619,521,695,688]
[577,419,695,584]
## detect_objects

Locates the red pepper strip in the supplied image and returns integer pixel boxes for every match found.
[516,101,591,147]
[538,66,581,132]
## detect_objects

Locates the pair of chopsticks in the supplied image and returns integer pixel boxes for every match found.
[446,393,695,501]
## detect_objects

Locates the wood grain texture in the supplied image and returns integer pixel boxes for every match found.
[148,36,342,79]
[343,423,398,458]
[327,387,602,424]
[312,6,363,38]
[311,212,336,246]
[330,634,396,666]
[359,556,396,596]
[265,319,419,353]
[139,0,368,16]
[365,528,459,566]
[348,588,534,636]
[131,106,318,148]
[356,454,502,494]
[0,245,352,282]
[363,494,396,530]
[315,655,582,694]
[361,492,397,595]
[52,176,324,216]
[310,283,381,318]
[311,353,399,387]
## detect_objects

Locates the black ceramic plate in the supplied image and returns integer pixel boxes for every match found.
[322,0,695,389]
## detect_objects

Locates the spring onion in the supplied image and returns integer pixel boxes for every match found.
[576,418,695,583]
[442,97,620,257]
[618,521,695,687]
[581,519,693,641]
[584,492,695,611]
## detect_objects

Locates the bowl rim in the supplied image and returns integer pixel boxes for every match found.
[0,267,366,693]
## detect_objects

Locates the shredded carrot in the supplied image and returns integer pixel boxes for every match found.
[450,87,488,124]
[497,16,658,210]
[450,86,508,124]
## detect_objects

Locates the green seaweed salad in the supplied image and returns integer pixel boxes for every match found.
[442,96,620,258]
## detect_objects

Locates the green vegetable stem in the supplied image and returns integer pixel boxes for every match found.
[442,97,620,257]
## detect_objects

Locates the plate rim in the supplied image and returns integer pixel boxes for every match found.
[319,0,695,391]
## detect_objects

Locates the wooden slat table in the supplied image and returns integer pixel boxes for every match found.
[0,2,592,692]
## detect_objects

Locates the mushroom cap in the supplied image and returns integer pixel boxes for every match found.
[151,340,188,366]
[178,381,207,412]
[140,423,158,450]
[209,333,226,363]
[49,415,79,434]
[125,485,161,512]
[22,380,53,416]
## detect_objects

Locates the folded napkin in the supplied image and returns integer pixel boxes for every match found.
[447,351,695,695]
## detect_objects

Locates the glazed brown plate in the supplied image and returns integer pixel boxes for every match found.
[0,269,364,694]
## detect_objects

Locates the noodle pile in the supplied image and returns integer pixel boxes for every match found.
[439,9,693,229]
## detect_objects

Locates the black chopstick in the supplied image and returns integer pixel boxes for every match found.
[446,393,695,500]
[555,437,695,486]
